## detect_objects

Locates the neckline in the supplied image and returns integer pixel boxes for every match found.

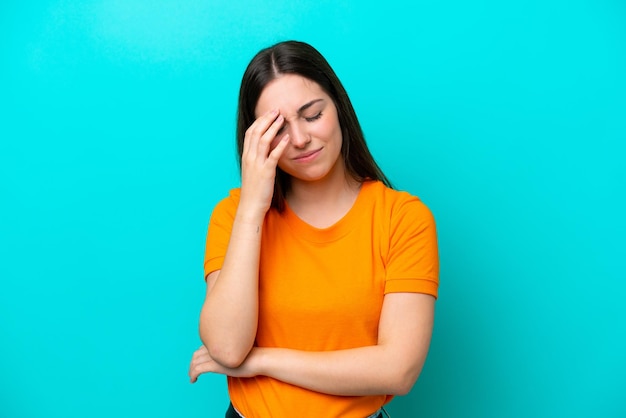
[280,180,377,243]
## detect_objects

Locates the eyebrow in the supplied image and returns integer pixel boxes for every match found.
[297,99,324,114]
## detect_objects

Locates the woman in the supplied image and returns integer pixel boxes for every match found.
[189,40,439,418]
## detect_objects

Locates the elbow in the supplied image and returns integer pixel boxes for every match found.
[198,308,255,368]
[388,365,422,396]
[199,329,249,369]
[207,344,250,369]
[210,349,247,369]
[199,328,251,368]
[392,377,416,396]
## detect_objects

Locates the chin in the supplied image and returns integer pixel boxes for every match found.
[283,159,342,183]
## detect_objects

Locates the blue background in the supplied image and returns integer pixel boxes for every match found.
[1,1,625,417]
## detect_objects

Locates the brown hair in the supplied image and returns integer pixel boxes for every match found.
[236,40,392,211]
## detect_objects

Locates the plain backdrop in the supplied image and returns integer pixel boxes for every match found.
[1,1,625,417]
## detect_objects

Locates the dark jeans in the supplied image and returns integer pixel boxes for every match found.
[225,403,240,418]
[225,403,384,418]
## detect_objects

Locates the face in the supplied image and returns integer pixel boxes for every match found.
[254,74,344,184]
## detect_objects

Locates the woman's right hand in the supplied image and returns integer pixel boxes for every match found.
[199,112,289,367]
[239,109,290,217]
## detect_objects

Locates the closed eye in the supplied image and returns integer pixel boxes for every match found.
[305,112,322,122]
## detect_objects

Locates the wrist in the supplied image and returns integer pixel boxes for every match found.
[250,347,271,376]
[234,203,268,226]
[232,213,265,237]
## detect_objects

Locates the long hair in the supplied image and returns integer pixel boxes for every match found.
[236,40,392,211]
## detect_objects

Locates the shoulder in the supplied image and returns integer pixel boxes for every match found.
[210,188,241,222]
[363,181,435,226]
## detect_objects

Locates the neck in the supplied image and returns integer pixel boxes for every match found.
[286,163,361,228]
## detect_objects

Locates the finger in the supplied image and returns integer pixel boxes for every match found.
[243,109,279,156]
[189,361,215,382]
[189,365,201,383]
[189,348,213,377]
[189,360,206,381]
[191,346,208,361]
[248,109,282,159]
[267,133,290,164]
[256,114,286,159]
[190,367,198,383]
[190,353,214,373]
[193,353,213,366]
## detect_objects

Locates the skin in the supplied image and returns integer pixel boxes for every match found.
[260,74,361,228]
[190,74,435,397]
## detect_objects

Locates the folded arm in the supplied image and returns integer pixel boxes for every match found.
[191,292,435,396]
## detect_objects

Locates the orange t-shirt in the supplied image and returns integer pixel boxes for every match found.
[204,180,439,418]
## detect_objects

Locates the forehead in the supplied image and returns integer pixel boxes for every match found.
[255,74,328,117]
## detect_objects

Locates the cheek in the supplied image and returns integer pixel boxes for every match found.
[324,120,342,147]
[322,113,341,139]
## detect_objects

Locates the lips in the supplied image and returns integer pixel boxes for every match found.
[293,148,322,162]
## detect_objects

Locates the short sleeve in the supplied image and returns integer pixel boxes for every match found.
[384,198,439,298]
[203,189,241,279]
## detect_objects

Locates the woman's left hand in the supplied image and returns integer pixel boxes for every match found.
[189,345,259,383]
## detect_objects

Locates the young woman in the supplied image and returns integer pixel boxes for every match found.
[189,40,439,418]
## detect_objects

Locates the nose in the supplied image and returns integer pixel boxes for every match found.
[288,122,310,148]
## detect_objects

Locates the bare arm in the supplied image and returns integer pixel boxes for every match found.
[191,292,435,396]
[198,217,261,368]
[198,109,289,368]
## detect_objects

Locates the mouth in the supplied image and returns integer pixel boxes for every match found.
[293,148,322,162]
